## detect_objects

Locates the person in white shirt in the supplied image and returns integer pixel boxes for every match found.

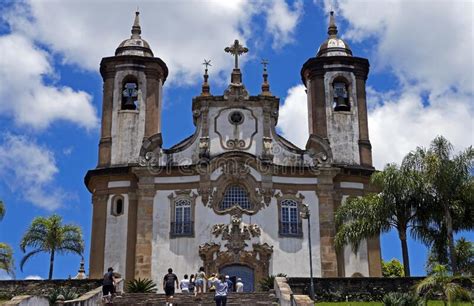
[213,275,228,306]
[180,274,190,293]
[235,278,244,292]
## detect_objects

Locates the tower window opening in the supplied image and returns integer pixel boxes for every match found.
[111,196,125,216]
[122,81,138,110]
[333,82,350,111]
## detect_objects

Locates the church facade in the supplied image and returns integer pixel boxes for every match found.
[85,11,382,291]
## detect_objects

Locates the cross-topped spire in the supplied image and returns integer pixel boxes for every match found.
[260,58,271,96]
[201,59,211,96]
[225,39,248,69]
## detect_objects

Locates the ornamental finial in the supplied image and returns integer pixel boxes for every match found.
[201,59,212,96]
[260,59,271,96]
[328,11,338,37]
[131,10,141,38]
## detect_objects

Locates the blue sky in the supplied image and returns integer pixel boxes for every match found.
[0,0,472,280]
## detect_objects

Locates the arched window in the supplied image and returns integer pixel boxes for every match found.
[333,80,350,111]
[172,198,193,236]
[220,185,251,210]
[121,76,138,110]
[111,195,124,216]
[279,199,301,236]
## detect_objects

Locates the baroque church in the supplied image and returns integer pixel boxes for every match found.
[85,11,382,291]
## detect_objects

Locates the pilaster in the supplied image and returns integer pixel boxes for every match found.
[316,168,339,277]
[89,194,108,278]
[134,175,155,279]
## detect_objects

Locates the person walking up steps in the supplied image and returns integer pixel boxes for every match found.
[189,274,195,294]
[208,273,217,292]
[213,274,229,306]
[235,278,244,292]
[163,268,178,306]
[180,274,190,293]
[194,266,207,298]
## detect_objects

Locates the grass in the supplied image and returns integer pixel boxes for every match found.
[315,301,472,306]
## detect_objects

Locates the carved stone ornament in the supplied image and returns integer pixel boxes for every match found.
[306,134,333,167]
[199,216,273,286]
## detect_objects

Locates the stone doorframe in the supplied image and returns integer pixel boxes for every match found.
[198,216,273,289]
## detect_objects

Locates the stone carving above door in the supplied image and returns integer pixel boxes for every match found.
[199,216,273,285]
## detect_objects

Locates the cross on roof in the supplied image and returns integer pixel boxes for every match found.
[224,39,248,69]
[261,59,269,71]
[202,59,212,70]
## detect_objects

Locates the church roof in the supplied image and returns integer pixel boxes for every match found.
[115,11,154,57]
[316,11,352,57]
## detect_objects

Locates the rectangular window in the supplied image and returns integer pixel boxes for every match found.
[280,199,302,237]
[171,199,193,237]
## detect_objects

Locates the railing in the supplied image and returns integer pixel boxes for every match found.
[279,221,303,237]
[170,221,194,237]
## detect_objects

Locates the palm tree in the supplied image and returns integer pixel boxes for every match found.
[421,136,473,274]
[20,214,84,280]
[0,200,14,276]
[415,264,471,306]
[335,159,426,276]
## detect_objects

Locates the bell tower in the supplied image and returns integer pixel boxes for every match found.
[98,11,168,167]
[301,12,372,167]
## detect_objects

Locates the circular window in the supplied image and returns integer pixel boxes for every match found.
[228,111,244,125]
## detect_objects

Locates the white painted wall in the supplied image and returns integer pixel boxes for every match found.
[104,194,129,275]
[151,187,321,292]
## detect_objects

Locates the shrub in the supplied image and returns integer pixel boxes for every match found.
[126,278,157,293]
[382,292,419,306]
[382,258,405,277]
[259,273,287,291]
[48,287,79,305]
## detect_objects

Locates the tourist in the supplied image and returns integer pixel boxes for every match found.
[194,266,207,298]
[235,278,244,292]
[225,275,233,292]
[180,274,190,293]
[163,268,179,305]
[208,273,217,292]
[102,267,116,303]
[213,274,229,306]
[189,274,195,294]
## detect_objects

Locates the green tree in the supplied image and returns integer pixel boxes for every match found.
[415,264,471,306]
[420,136,473,274]
[427,238,474,276]
[20,214,84,280]
[0,200,14,276]
[335,160,426,276]
[382,258,405,277]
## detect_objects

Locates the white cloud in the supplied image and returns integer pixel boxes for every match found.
[3,0,303,85]
[265,0,304,48]
[0,34,98,130]
[24,275,42,280]
[277,84,308,148]
[0,134,68,210]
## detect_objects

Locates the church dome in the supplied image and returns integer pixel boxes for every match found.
[317,12,352,57]
[115,12,154,57]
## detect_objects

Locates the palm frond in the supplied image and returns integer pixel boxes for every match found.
[19,248,45,272]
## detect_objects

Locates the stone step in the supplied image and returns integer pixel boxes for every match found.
[112,292,278,305]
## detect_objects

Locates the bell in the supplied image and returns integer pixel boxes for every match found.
[122,97,137,110]
[334,96,350,111]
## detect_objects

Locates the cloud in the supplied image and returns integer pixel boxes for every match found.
[277,84,308,148]
[0,134,68,210]
[264,0,304,49]
[3,0,304,85]
[24,275,42,280]
[0,34,99,130]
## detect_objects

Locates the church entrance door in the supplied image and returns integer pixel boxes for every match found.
[219,264,254,292]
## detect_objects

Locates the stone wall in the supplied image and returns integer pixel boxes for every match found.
[288,277,425,302]
[0,280,102,300]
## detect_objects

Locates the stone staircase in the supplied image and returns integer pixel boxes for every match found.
[112,292,279,305]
